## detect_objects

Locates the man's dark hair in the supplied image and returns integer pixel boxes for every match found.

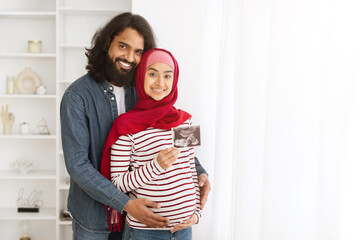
[85,12,156,82]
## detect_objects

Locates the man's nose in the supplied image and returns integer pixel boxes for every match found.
[125,51,135,63]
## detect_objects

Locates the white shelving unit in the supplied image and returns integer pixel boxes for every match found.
[0,208,57,220]
[0,0,132,239]
[0,170,56,179]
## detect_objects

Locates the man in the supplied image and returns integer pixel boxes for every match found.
[60,12,210,239]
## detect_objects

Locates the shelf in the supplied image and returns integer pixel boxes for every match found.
[59,79,73,84]
[0,208,56,220]
[0,11,56,19]
[59,183,70,190]
[0,53,56,58]
[59,43,89,49]
[0,170,56,180]
[0,134,56,139]
[59,220,72,225]
[0,94,56,99]
[59,7,121,16]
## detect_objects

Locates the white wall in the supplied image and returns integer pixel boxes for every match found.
[132,1,213,239]
[132,0,206,121]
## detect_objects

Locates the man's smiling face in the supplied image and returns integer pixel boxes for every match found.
[108,27,144,75]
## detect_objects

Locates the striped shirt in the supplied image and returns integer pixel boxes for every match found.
[110,119,201,230]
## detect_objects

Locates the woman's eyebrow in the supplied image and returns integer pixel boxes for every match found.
[147,67,159,72]
[147,68,173,73]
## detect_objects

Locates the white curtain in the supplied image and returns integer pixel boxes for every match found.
[203,0,360,239]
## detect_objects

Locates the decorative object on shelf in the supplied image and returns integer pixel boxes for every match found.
[61,209,72,221]
[20,234,31,240]
[17,188,43,213]
[32,118,50,135]
[20,122,31,135]
[15,68,42,94]
[19,220,31,240]
[36,85,47,95]
[6,75,15,94]
[10,159,37,174]
[0,104,15,135]
[28,40,42,53]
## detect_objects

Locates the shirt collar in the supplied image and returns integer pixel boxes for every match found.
[100,80,114,92]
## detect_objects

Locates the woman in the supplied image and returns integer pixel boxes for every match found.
[101,48,201,240]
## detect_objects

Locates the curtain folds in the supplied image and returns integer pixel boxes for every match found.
[205,0,360,239]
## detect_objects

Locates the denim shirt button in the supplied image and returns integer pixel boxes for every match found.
[109,87,113,91]
[111,97,115,101]
[104,89,107,93]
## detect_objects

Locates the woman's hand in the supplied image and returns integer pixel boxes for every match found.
[170,214,198,233]
[156,147,179,170]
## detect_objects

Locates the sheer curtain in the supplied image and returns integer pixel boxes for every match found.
[204,0,360,239]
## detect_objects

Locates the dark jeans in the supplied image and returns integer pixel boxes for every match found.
[122,222,192,240]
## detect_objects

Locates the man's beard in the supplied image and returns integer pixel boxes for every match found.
[103,57,137,87]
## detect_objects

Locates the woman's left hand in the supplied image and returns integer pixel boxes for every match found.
[170,214,198,233]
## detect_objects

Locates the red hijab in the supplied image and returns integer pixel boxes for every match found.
[100,48,191,231]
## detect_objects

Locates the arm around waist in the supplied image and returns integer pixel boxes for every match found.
[60,91,130,213]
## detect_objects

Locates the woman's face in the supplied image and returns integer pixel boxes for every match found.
[144,62,174,101]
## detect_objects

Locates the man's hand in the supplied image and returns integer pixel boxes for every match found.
[124,198,170,228]
[198,173,211,210]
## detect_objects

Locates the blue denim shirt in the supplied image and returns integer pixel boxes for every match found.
[60,73,207,232]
